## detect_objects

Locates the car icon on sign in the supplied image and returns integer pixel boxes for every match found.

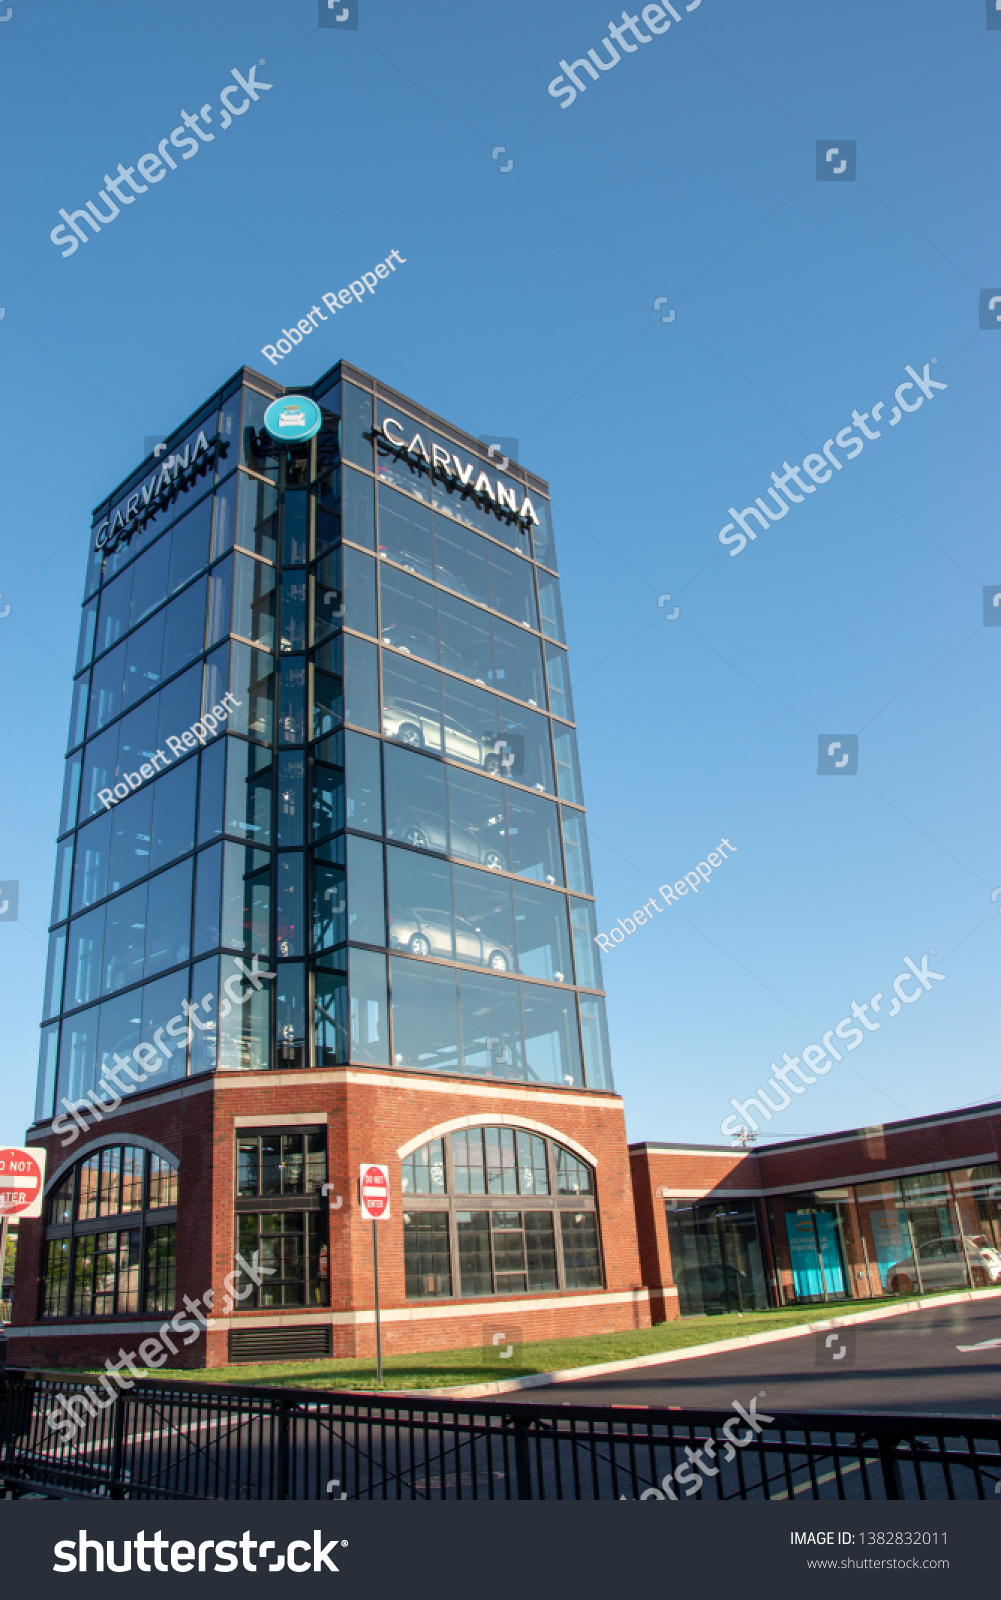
[279,406,307,429]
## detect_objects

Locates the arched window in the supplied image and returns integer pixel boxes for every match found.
[41,1144,178,1319]
[401,1126,602,1300]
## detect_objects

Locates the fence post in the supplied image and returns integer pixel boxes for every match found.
[512,1416,533,1500]
[110,1392,128,1499]
[875,1431,903,1500]
[279,1399,292,1500]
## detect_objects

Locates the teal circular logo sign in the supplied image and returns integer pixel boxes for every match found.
[263,395,322,443]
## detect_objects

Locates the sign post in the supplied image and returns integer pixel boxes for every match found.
[0,1146,47,1326]
[359,1164,390,1384]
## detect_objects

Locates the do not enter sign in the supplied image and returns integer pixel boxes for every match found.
[359,1163,390,1221]
[0,1146,47,1218]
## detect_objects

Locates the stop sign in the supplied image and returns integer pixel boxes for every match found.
[359,1163,390,1221]
[0,1147,46,1218]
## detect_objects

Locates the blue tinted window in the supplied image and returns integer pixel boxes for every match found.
[387,847,452,958]
[348,947,389,1064]
[433,515,488,605]
[343,635,379,732]
[193,842,222,955]
[507,790,562,885]
[382,652,442,751]
[343,547,377,637]
[545,643,573,721]
[68,675,89,748]
[130,536,169,627]
[437,593,492,683]
[66,905,106,1009]
[384,744,446,852]
[342,383,373,470]
[276,852,304,957]
[108,785,153,891]
[88,642,125,734]
[102,883,147,993]
[341,465,375,549]
[378,484,433,577]
[207,559,233,650]
[60,755,82,835]
[347,834,385,946]
[487,544,537,628]
[97,569,132,656]
[146,860,193,973]
[162,575,207,680]
[513,883,572,984]
[522,982,582,1087]
[123,611,164,708]
[236,472,278,561]
[580,996,613,1090]
[57,1006,100,1105]
[72,812,111,912]
[80,730,117,821]
[233,554,275,650]
[381,567,438,663]
[151,758,197,868]
[390,958,460,1072]
[446,767,508,872]
[169,497,212,592]
[76,597,98,672]
[491,617,544,706]
[283,488,309,565]
[453,865,515,971]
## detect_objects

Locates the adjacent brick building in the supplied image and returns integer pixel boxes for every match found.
[631,1103,1001,1320]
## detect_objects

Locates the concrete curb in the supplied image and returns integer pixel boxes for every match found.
[387,1286,1001,1401]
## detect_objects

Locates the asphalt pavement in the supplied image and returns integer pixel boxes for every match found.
[522,1296,1001,1416]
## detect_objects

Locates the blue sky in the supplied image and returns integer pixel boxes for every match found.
[0,0,997,1147]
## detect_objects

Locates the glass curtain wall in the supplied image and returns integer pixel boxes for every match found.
[36,363,613,1125]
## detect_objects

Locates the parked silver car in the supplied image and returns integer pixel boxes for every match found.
[389,906,512,970]
[883,1235,995,1294]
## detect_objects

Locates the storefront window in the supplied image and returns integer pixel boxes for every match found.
[665,1198,768,1315]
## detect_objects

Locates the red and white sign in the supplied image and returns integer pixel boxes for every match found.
[359,1163,390,1221]
[0,1146,47,1218]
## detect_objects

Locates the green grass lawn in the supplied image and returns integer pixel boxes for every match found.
[69,1287,984,1393]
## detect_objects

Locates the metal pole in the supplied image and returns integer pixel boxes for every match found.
[372,1220,382,1385]
[0,1214,8,1323]
[860,1230,875,1299]
[952,1196,975,1290]
[903,1211,925,1296]
[813,1214,830,1303]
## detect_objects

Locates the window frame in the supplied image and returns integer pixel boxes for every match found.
[401,1125,603,1301]
[40,1143,178,1319]
[232,1125,329,1310]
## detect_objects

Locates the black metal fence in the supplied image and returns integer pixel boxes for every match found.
[2,1369,999,1501]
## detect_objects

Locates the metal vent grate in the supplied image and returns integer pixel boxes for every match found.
[228,1323,332,1363]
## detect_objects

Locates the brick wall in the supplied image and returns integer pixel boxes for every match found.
[10,1066,648,1371]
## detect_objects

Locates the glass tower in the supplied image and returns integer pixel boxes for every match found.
[36,362,613,1138]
